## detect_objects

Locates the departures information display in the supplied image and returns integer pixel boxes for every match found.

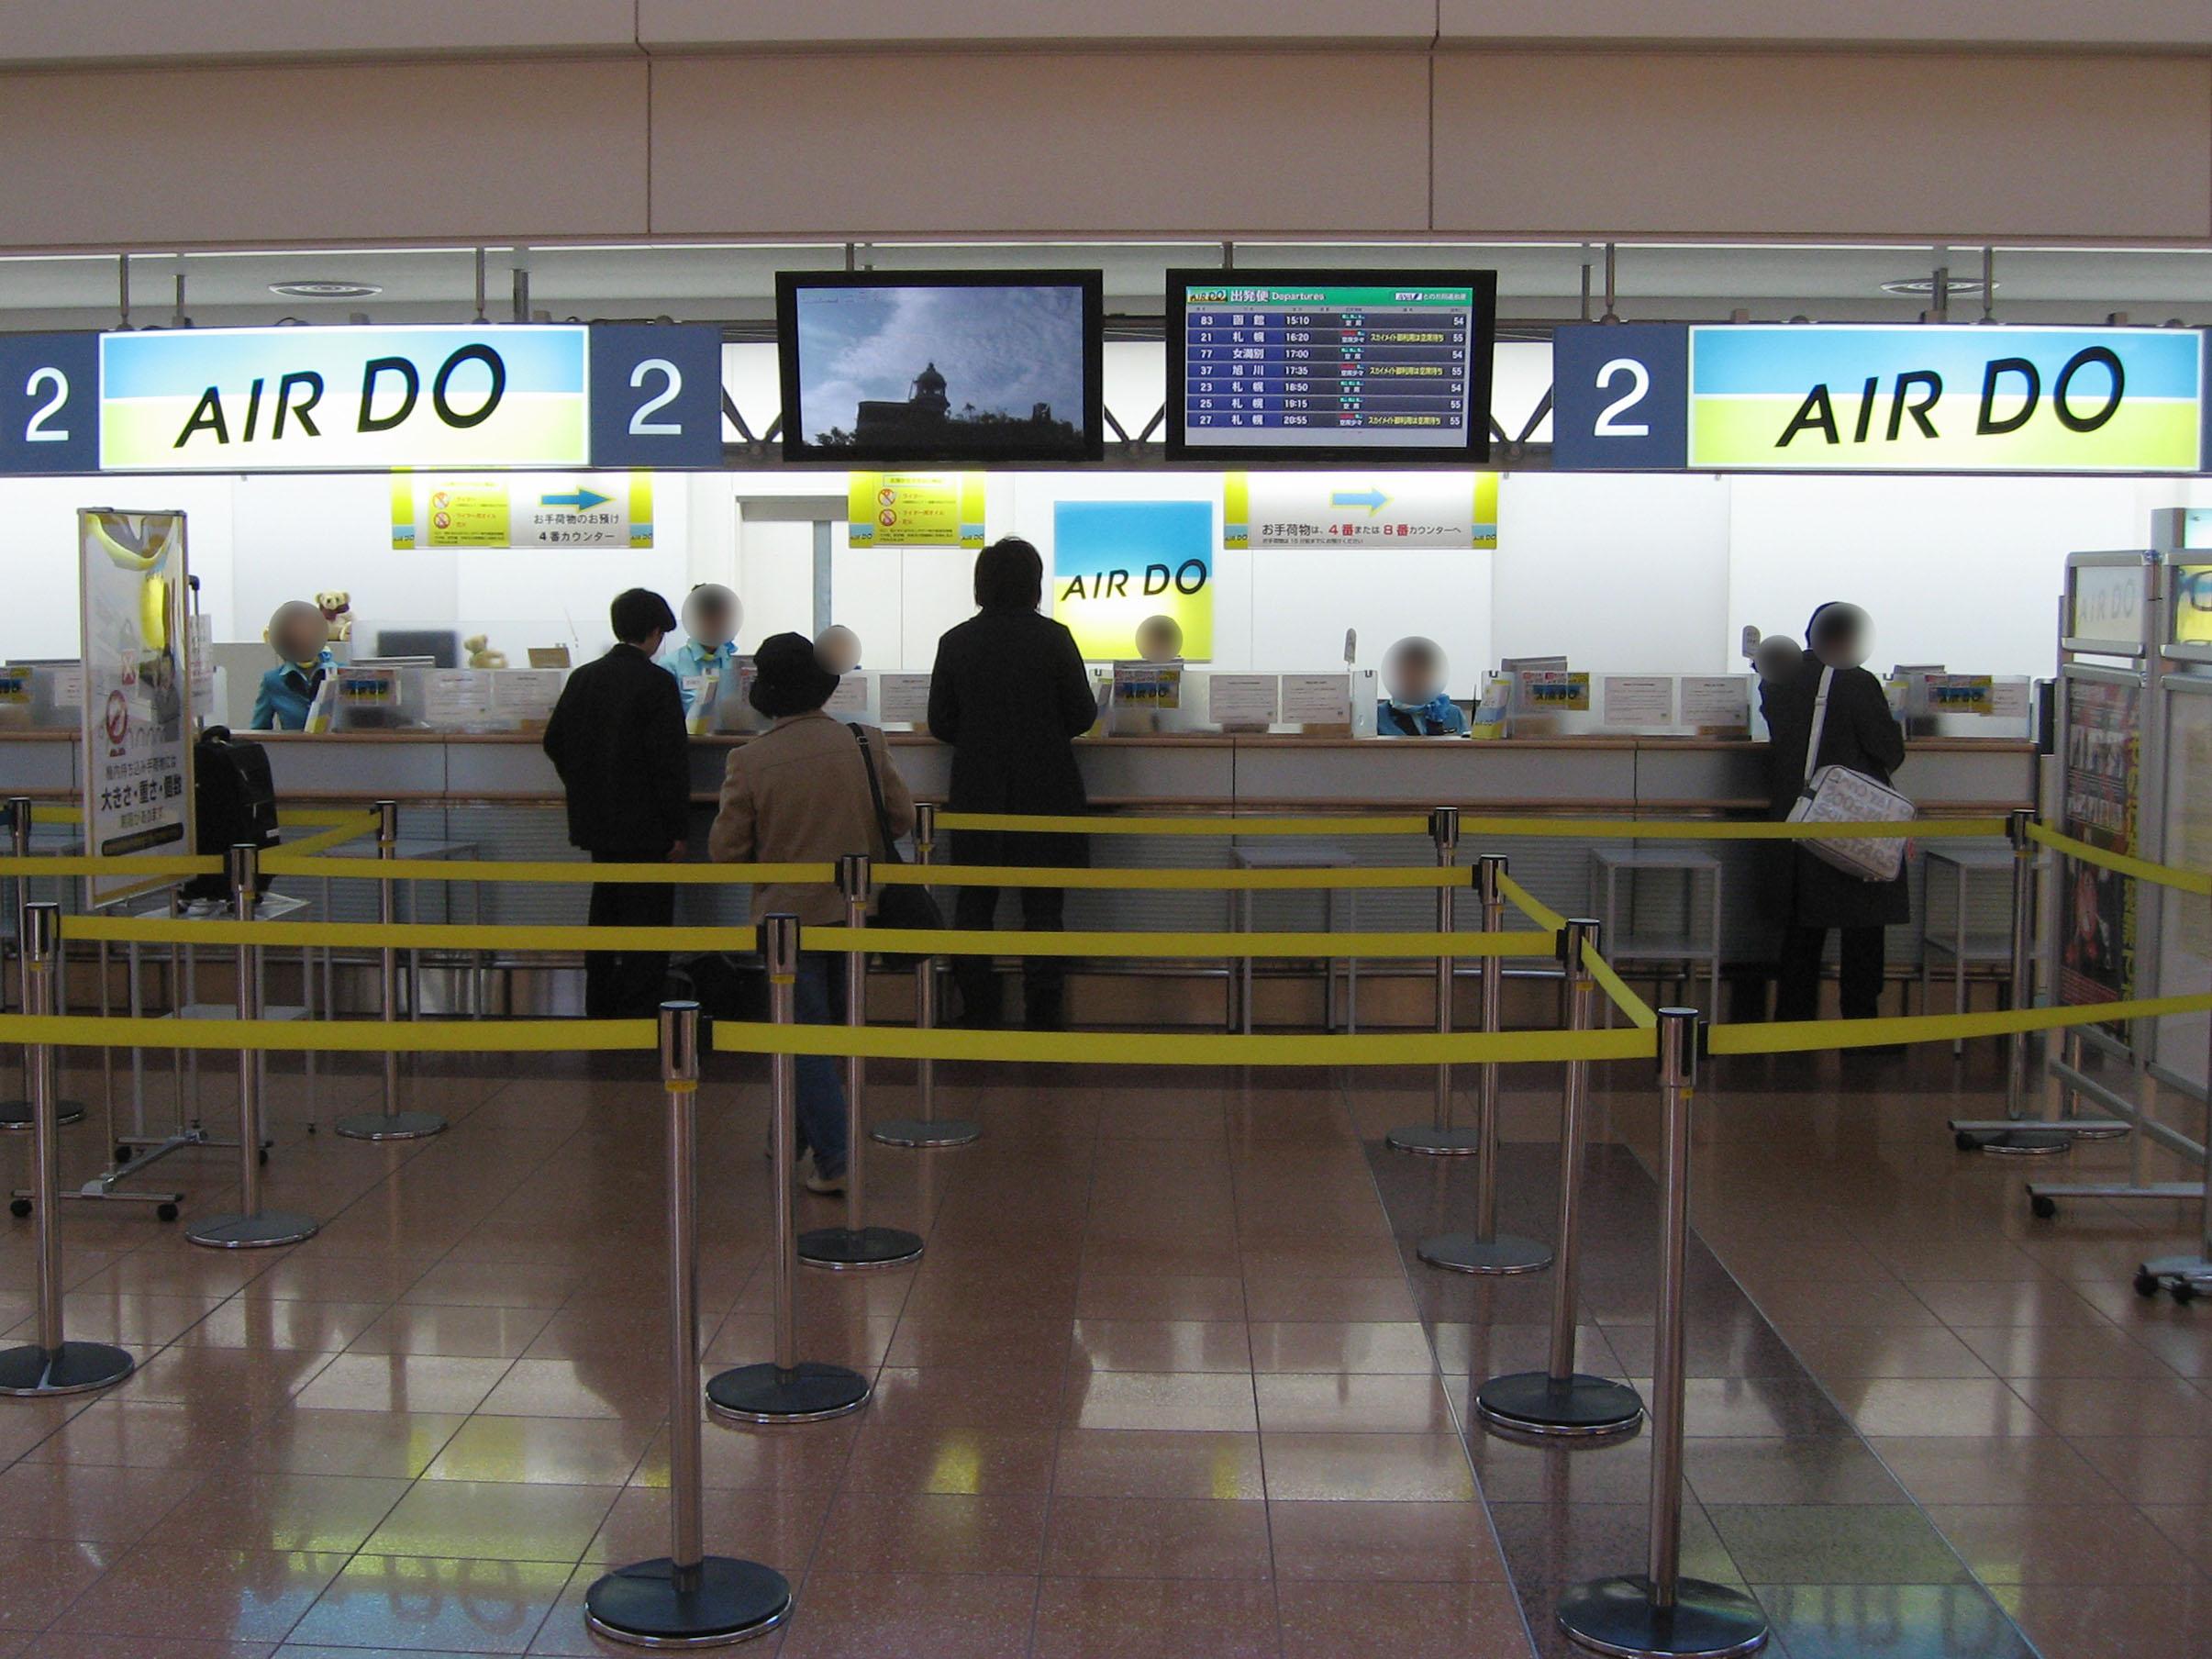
[1166,269,1495,462]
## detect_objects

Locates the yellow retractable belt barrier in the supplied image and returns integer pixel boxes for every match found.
[22,805,366,830]
[1496,872,1567,933]
[267,816,383,857]
[0,1014,656,1052]
[2026,821,2212,897]
[711,1020,1658,1066]
[253,854,837,885]
[28,805,83,825]
[801,926,1558,960]
[0,854,218,878]
[1583,947,1658,1030]
[1711,990,2212,1056]
[939,811,1434,836]
[873,863,1473,892]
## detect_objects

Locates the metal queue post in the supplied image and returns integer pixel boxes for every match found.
[335,801,446,1141]
[0,904,135,1397]
[585,1000,794,1647]
[1418,852,1554,1275]
[1387,807,1481,1155]
[183,845,318,1250]
[2,797,87,1134]
[706,915,872,1423]
[2133,1002,2212,1304]
[873,804,981,1150]
[1948,809,2073,1155]
[1558,1009,1769,1659]
[798,854,923,1270]
[1475,918,1644,1439]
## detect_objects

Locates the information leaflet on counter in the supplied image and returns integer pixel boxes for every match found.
[878,674,932,727]
[1601,674,1674,728]
[1679,674,1752,730]
[1208,674,1280,729]
[1280,674,1352,726]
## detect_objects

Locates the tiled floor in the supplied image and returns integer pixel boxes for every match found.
[0,1031,2201,1656]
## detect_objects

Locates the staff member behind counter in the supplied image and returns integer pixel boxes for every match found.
[250,600,339,731]
[928,536,1098,1031]
[655,583,740,713]
[543,588,691,1019]
[1377,636,1468,737]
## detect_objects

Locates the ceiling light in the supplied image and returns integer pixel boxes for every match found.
[1879,275,1995,298]
[268,280,383,299]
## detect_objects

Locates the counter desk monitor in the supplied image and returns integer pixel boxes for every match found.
[776,269,1105,462]
[1164,268,1496,462]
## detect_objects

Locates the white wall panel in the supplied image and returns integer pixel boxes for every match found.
[1433,51,2212,241]
[650,52,1431,236]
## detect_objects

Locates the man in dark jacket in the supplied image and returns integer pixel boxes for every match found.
[928,537,1099,1030]
[542,588,691,1017]
[1761,601,1908,1022]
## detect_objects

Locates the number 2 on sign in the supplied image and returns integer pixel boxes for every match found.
[1592,357,1651,438]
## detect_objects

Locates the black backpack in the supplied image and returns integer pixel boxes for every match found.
[183,727,280,901]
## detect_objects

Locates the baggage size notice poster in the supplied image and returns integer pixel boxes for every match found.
[78,508,193,907]
[2057,674,2140,1018]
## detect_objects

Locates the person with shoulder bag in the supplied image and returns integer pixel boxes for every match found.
[709,632,918,1194]
[1759,602,1910,1023]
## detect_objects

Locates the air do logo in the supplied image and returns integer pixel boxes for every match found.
[100,326,590,470]
[1688,326,2206,473]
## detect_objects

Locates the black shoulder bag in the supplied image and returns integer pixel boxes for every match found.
[849,724,944,964]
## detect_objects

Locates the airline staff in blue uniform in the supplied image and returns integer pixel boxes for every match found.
[1377,636,1469,737]
[656,584,741,712]
[250,600,339,731]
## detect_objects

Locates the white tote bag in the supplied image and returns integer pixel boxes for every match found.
[1784,665,1913,883]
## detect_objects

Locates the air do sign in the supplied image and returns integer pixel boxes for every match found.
[1552,322,2208,473]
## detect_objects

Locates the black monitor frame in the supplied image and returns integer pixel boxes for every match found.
[775,268,1106,463]
[1163,267,1496,464]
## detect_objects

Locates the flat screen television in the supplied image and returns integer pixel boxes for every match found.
[1164,268,1496,462]
[777,270,1105,462]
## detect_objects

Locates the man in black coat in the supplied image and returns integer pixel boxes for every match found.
[542,588,691,1017]
[1761,602,1908,1022]
[928,537,1099,1030]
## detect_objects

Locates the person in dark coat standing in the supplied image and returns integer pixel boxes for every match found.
[542,588,692,1017]
[1761,601,1908,1022]
[928,536,1099,1030]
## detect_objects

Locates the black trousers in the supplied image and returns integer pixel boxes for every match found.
[1776,923,1886,1022]
[952,882,1066,1028]
[585,852,674,1019]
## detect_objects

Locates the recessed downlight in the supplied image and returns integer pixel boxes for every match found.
[268,280,383,299]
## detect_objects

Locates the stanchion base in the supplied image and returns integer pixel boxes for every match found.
[797,1224,924,1271]
[871,1118,982,1149]
[584,1555,793,1648]
[1975,1130,2073,1157]
[333,1109,448,1142]
[0,1340,136,1397]
[1384,1124,1484,1156]
[184,1211,318,1250]
[0,1099,87,1130]
[2137,1253,2212,1304]
[1475,1371,1644,1440]
[706,1361,871,1424]
[1557,1575,1769,1659]
[1417,1231,1554,1276]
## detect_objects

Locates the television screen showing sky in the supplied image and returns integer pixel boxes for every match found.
[795,283,1087,436]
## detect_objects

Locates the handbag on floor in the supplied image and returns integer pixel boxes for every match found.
[1785,664,1913,883]
[849,723,944,965]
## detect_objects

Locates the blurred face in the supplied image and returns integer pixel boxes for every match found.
[1753,636,1801,684]
[1134,615,1183,662]
[817,625,861,674]
[1811,605,1872,670]
[1382,638,1445,706]
[683,585,739,649]
[269,601,325,663]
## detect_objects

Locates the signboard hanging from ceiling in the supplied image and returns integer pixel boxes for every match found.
[389,473,653,549]
[1552,322,2209,473]
[1223,471,1497,549]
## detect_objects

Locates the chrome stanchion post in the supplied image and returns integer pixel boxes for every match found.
[1558,1009,1769,1658]
[0,904,134,1397]
[1963,809,2069,1158]
[3,797,85,1132]
[186,845,317,1249]
[1389,807,1481,1155]
[1476,918,1643,1438]
[799,855,922,1270]
[1419,853,1553,1275]
[586,1000,793,1646]
[706,914,871,1424]
[873,803,980,1149]
[2136,977,2212,1304]
[337,801,444,1141]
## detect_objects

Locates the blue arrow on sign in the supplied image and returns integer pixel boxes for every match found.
[541,488,611,511]
[1330,487,1389,515]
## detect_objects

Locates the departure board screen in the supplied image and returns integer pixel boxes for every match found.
[1165,270,1495,462]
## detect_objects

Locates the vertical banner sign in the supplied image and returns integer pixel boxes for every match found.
[2058,676,2140,1019]
[78,508,192,907]
[1223,472,1497,549]
[390,473,652,549]
[1052,500,1214,661]
[847,472,986,548]
[0,331,99,474]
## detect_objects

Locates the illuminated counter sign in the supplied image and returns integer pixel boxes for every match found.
[1688,325,2207,473]
[101,326,590,471]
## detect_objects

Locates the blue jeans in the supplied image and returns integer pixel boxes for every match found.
[792,953,849,1177]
